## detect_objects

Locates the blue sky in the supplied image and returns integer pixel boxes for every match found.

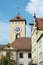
[0,0,34,45]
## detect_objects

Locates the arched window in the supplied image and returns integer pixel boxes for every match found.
[16,33,20,39]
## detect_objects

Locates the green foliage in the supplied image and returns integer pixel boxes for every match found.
[0,62,2,65]
[0,52,15,65]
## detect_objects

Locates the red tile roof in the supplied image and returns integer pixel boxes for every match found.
[10,14,26,21]
[0,45,5,50]
[30,18,43,30]
[0,44,11,50]
[36,18,43,30]
[0,37,31,52]
[10,37,31,51]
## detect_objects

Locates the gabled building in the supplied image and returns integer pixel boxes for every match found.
[30,14,43,65]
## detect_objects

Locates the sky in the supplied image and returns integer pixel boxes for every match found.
[0,0,43,45]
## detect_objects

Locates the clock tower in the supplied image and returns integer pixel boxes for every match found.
[10,14,26,43]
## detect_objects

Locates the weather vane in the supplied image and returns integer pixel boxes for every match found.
[17,7,20,15]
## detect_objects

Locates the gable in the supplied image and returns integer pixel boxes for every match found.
[3,46,14,50]
[2,44,17,51]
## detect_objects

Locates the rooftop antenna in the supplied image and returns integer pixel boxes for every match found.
[17,7,20,15]
[34,13,37,28]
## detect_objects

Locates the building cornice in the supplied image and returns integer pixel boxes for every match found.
[37,34,43,42]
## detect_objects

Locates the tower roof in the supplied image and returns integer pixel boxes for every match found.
[10,14,26,22]
[36,18,43,30]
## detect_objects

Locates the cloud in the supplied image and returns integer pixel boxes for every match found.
[0,22,10,44]
[26,0,43,17]
[26,25,31,37]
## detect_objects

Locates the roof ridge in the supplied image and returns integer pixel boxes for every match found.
[10,14,26,21]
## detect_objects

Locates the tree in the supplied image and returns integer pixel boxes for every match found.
[0,52,16,65]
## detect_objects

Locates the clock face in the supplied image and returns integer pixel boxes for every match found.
[14,26,21,33]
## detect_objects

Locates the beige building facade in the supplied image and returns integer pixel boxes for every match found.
[10,14,26,43]
[30,14,43,65]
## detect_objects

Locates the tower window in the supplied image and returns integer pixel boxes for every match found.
[22,22,23,24]
[20,53,23,58]
[15,22,17,24]
[18,22,20,24]
[17,16,20,19]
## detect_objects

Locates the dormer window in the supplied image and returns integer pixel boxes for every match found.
[17,16,20,19]
[8,45,10,48]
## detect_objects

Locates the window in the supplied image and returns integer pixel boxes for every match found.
[20,64,23,65]
[20,53,23,58]
[17,16,20,19]
[16,33,20,39]
[22,22,23,24]
[28,53,31,58]
[8,45,10,48]
[6,52,10,57]
[18,22,20,24]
